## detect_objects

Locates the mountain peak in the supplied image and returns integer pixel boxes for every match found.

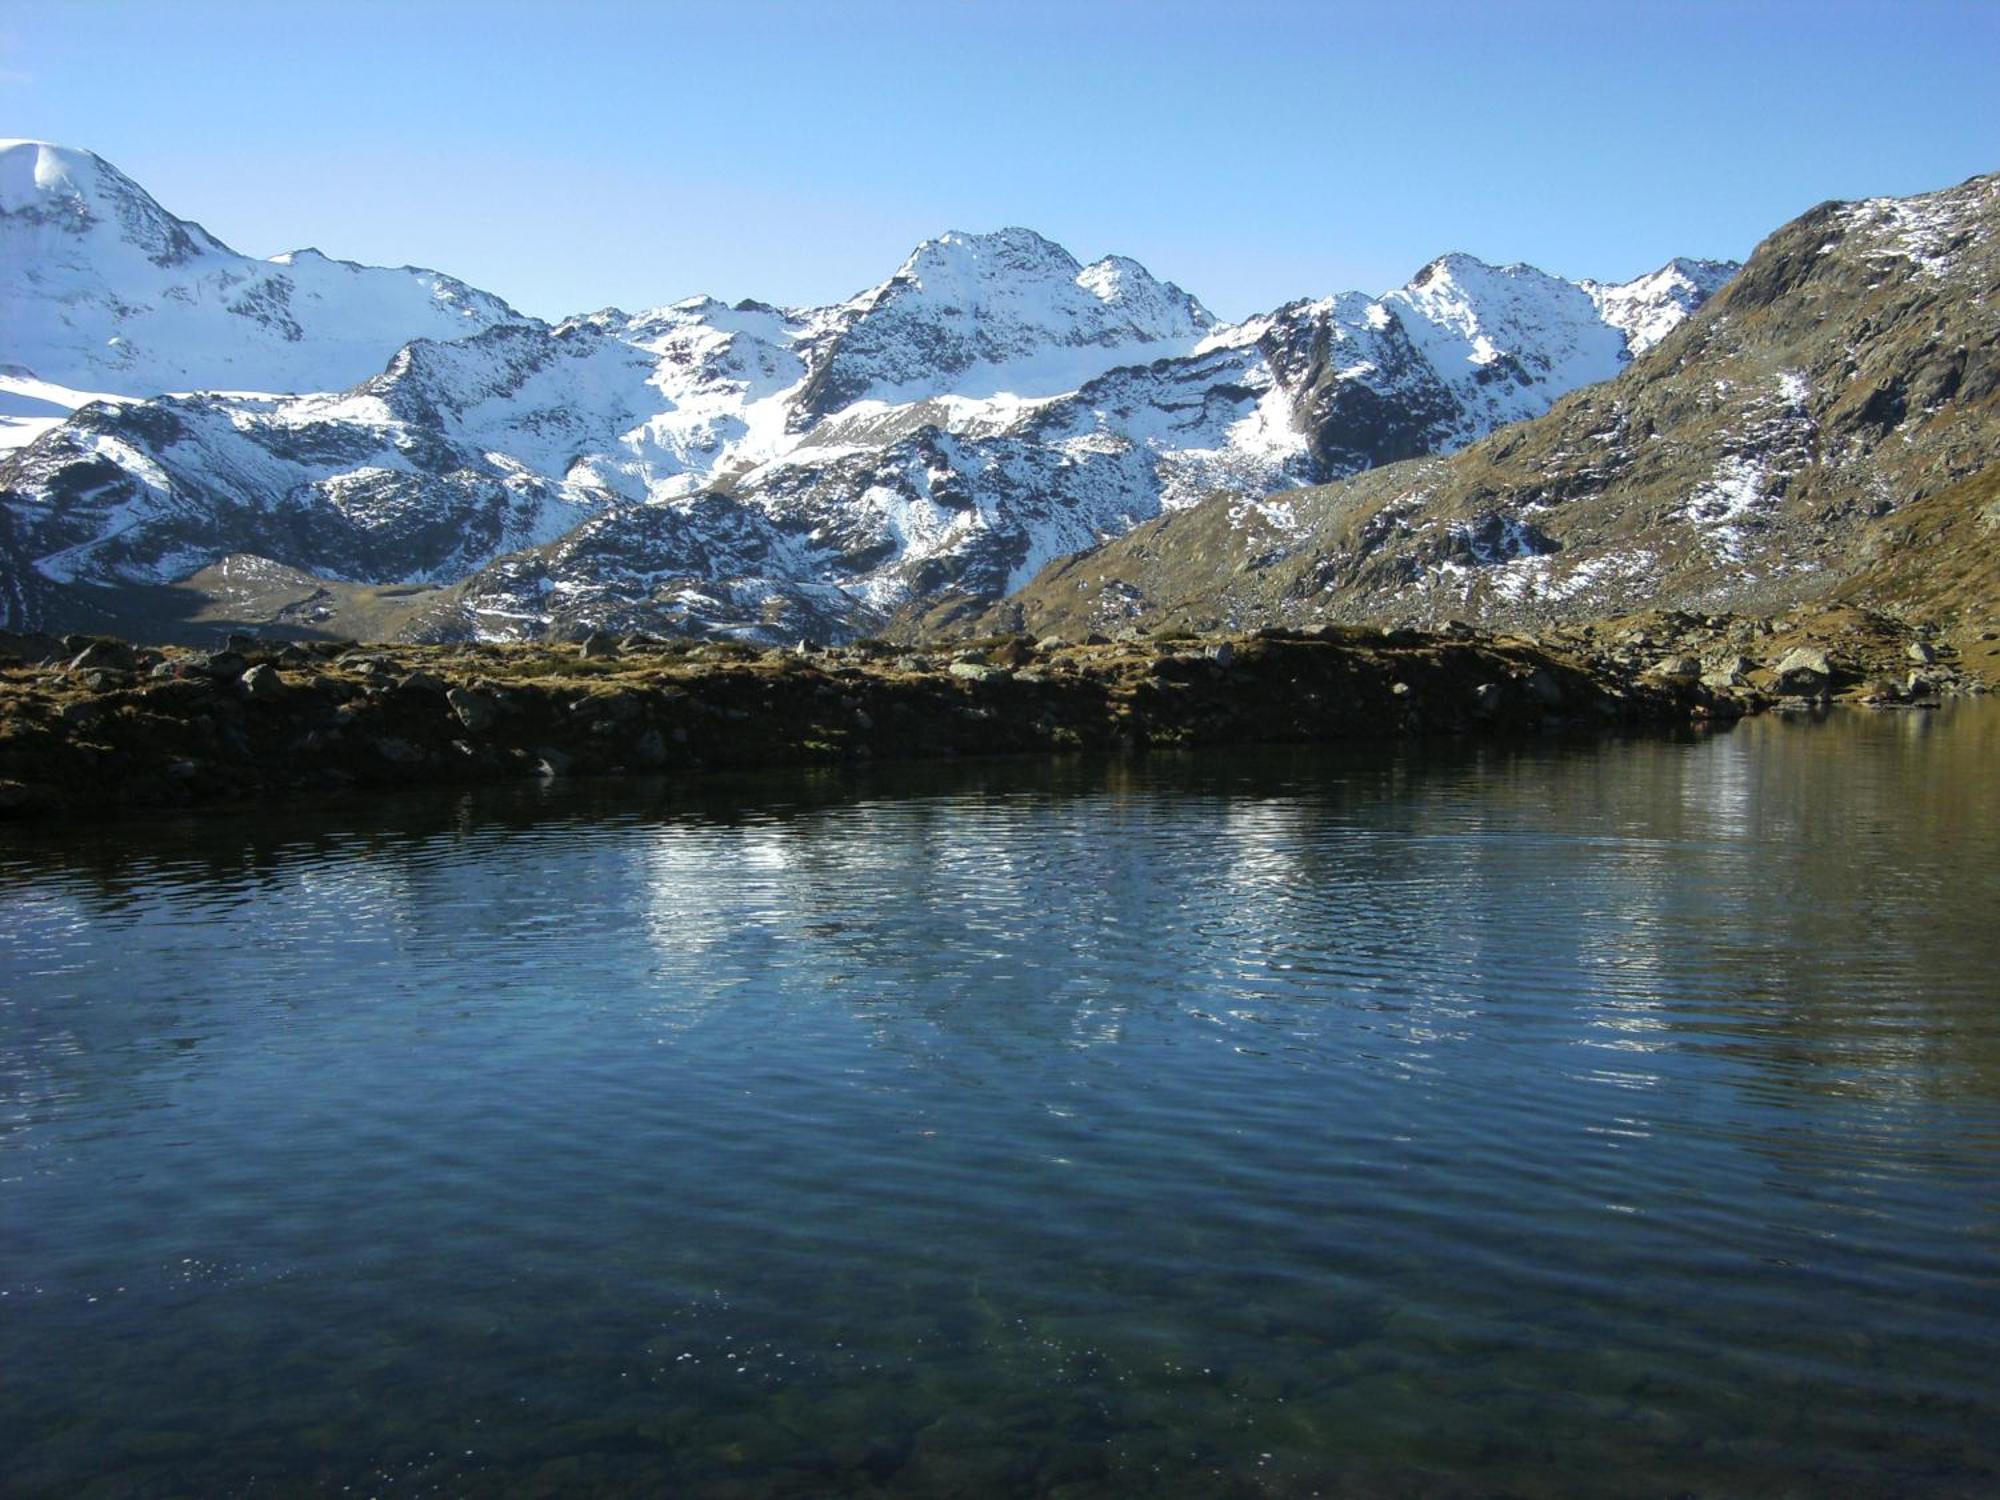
[0,139,111,202]
[1,139,526,405]
[883,227,1086,302]
[1582,256,1743,355]
[0,139,233,266]
[1405,251,1565,292]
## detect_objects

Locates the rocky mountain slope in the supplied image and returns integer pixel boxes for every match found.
[977,174,1999,647]
[0,141,528,450]
[0,145,1732,643]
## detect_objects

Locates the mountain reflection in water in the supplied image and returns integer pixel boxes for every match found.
[3,706,1997,1498]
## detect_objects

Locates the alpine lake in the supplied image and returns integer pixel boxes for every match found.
[3,704,1996,1498]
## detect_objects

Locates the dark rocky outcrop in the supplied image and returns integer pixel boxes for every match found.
[0,619,1834,821]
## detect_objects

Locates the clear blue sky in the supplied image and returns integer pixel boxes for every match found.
[6,0,1996,321]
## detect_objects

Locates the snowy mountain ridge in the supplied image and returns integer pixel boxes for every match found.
[0,140,529,448]
[0,143,1739,642]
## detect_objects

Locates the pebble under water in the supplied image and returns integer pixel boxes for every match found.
[3,706,1998,1497]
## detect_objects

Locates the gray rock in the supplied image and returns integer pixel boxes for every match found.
[1702,654,1753,689]
[1470,681,1507,716]
[203,651,248,680]
[1205,642,1236,669]
[1522,667,1565,706]
[395,670,447,697]
[1907,641,1938,664]
[1649,655,1702,682]
[67,640,137,674]
[446,686,497,733]
[1035,635,1070,652]
[372,736,424,765]
[239,663,285,700]
[571,691,639,725]
[949,661,1009,683]
[578,632,619,660]
[1773,645,1833,693]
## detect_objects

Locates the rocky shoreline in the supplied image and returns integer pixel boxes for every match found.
[0,606,1983,821]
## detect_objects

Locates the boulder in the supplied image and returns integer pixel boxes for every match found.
[1772,646,1833,694]
[949,661,1009,683]
[578,632,619,660]
[372,736,424,765]
[1702,655,1753,689]
[67,640,137,674]
[1522,667,1565,706]
[446,686,497,733]
[396,671,448,697]
[239,663,285,701]
[988,637,1035,667]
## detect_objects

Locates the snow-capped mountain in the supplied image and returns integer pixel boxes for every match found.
[978,173,2000,643]
[0,143,1737,642]
[788,227,1215,418]
[0,140,528,448]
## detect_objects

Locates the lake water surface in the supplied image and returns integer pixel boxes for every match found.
[3,707,1998,1497]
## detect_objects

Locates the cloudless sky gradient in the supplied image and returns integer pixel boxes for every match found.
[5,0,1997,321]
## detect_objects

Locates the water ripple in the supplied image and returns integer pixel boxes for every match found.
[2,709,1998,1496]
